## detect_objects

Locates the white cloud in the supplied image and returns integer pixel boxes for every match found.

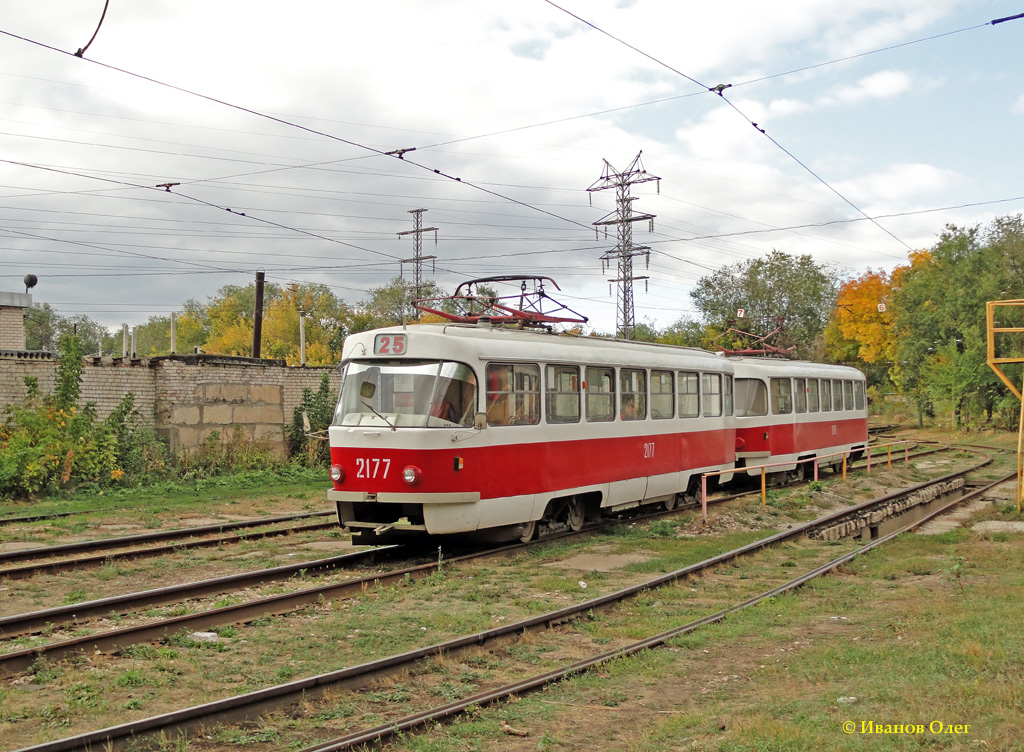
[0,0,1020,336]
[838,163,963,207]
[817,70,918,107]
[1012,94,1024,115]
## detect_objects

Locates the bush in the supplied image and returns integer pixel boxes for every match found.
[175,426,289,480]
[287,373,334,467]
[0,335,169,500]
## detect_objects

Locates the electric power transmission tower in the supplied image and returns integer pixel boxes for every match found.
[587,152,660,340]
[398,209,438,300]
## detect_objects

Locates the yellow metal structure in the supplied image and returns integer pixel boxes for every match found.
[985,300,1024,512]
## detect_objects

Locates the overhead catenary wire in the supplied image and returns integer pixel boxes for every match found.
[0,27,599,237]
[540,0,949,253]
[2,9,1021,333]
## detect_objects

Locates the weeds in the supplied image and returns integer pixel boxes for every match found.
[942,554,972,593]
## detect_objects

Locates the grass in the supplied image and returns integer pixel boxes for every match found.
[0,465,325,521]
[354,529,1024,751]
[3,433,1020,751]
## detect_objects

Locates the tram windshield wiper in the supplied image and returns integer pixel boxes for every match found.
[361,401,397,431]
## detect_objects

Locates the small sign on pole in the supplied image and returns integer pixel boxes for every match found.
[737,309,745,318]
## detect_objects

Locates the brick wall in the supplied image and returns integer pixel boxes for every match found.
[0,352,341,456]
[0,307,25,350]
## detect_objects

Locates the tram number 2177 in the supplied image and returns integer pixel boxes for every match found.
[355,458,391,479]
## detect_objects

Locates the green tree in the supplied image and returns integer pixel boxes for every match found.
[357,277,448,330]
[24,303,109,354]
[174,298,211,354]
[287,373,334,465]
[689,250,841,358]
[657,318,715,348]
[890,226,1005,429]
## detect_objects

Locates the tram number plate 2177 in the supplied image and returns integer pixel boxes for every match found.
[373,333,408,355]
[355,458,391,479]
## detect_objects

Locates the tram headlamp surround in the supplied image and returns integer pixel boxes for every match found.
[402,465,422,485]
[330,464,345,483]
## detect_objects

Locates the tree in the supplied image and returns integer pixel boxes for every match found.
[24,303,109,354]
[690,250,841,358]
[262,282,351,365]
[357,277,448,330]
[174,298,210,354]
[825,267,897,370]
[658,317,717,348]
[203,282,283,357]
[890,229,1003,429]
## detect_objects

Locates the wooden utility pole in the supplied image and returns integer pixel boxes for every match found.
[252,271,265,359]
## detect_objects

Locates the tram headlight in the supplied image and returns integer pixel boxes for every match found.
[402,465,422,485]
[330,464,345,483]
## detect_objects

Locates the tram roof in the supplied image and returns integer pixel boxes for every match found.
[343,323,732,370]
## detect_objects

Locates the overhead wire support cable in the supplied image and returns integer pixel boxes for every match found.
[0,157,408,264]
[0,28,595,236]
[539,1,1024,253]
[73,0,110,58]
[991,12,1024,25]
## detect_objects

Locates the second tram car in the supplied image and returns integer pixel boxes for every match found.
[731,357,869,480]
[327,322,869,542]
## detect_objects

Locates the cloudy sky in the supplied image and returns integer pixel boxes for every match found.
[1,0,1022,335]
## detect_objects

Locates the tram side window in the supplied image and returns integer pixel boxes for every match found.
[854,380,866,410]
[807,379,820,412]
[651,370,674,419]
[820,379,832,412]
[843,380,854,410]
[832,379,844,411]
[770,378,793,414]
[585,366,615,422]
[702,373,723,417]
[486,363,540,426]
[545,365,580,424]
[678,371,699,417]
[620,368,647,420]
[794,378,807,413]
[734,378,767,417]
[723,375,734,417]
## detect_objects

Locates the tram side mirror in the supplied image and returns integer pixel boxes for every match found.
[360,382,376,399]
[474,412,487,430]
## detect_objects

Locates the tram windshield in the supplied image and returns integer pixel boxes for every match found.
[333,359,478,428]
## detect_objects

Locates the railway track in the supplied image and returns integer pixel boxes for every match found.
[0,443,961,673]
[0,512,335,579]
[6,456,995,752]
[0,437,938,581]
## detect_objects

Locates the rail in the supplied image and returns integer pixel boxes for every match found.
[701,440,913,520]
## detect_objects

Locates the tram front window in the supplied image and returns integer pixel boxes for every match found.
[333,360,477,428]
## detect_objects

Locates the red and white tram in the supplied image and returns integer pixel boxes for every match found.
[328,322,738,542]
[731,358,869,480]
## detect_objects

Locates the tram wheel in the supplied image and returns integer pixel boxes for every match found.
[566,498,585,532]
[662,495,679,512]
[518,519,537,543]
